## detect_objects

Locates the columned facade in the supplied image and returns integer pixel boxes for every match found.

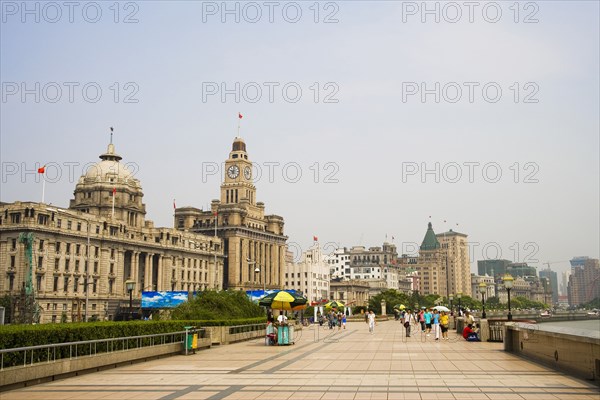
[0,142,224,324]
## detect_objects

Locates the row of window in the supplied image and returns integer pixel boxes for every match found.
[5,274,105,294]
[172,269,209,282]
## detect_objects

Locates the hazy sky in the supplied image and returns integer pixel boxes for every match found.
[1,1,598,279]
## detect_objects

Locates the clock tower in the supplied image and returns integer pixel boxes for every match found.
[221,137,256,205]
[176,136,287,292]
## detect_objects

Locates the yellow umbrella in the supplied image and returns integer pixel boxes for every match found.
[259,290,307,311]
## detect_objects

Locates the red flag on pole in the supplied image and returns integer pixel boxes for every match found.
[112,188,117,194]
[173,199,176,210]
[37,166,45,174]
[313,236,318,241]
[238,112,243,119]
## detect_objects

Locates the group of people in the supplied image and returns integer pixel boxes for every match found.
[317,310,347,330]
[396,308,480,341]
[399,308,450,340]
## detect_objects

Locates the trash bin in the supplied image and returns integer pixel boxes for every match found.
[184,326,198,355]
[456,317,464,334]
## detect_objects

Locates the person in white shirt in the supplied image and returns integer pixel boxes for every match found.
[277,313,288,324]
[368,310,376,334]
[464,311,475,326]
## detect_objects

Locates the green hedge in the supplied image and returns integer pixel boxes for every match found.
[0,317,266,351]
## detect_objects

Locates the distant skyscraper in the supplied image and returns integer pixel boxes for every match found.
[539,267,558,304]
[570,256,590,272]
[507,263,537,278]
[560,270,571,296]
[568,258,600,306]
[477,259,511,277]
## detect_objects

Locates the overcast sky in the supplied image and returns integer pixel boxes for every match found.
[1,1,598,280]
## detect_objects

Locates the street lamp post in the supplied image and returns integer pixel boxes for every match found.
[125,280,136,321]
[449,293,454,314]
[253,266,260,296]
[478,282,487,319]
[503,273,514,321]
[457,292,462,315]
[247,258,265,294]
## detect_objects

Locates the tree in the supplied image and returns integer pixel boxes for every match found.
[368,290,410,314]
[170,290,264,320]
[456,295,482,311]
[485,296,503,310]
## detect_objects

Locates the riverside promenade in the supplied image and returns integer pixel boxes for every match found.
[3,321,599,400]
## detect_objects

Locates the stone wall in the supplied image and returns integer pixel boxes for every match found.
[504,323,600,383]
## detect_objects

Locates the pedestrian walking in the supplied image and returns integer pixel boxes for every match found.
[433,309,440,340]
[404,309,412,337]
[424,308,433,336]
[440,311,449,340]
[418,310,426,332]
[368,310,376,334]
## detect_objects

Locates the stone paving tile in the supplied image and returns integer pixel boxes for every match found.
[3,322,599,400]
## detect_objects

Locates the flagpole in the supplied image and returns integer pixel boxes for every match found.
[112,190,115,219]
[41,175,46,204]
[237,112,241,137]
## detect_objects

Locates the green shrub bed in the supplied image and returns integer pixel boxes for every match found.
[0,317,266,369]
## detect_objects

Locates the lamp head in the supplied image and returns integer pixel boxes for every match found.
[125,279,136,291]
[478,282,487,294]
[457,292,462,299]
[449,293,454,301]
[503,273,514,289]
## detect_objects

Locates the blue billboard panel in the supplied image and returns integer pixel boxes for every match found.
[142,291,189,308]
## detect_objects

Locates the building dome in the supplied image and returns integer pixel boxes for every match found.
[83,144,140,189]
[71,142,145,224]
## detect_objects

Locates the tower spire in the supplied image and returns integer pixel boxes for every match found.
[110,126,114,144]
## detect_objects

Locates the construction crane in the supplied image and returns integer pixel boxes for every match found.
[543,260,569,270]
[17,232,40,324]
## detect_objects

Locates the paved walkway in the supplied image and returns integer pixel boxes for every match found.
[3,321,599,400]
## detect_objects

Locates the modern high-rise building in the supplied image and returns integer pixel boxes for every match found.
[539,267,558,304]
[507,262,537,278]
[568,258,600,306]
[477,259,511,278]
[175,137,287,291]
[570,256,590,271]
[0,142,223,323]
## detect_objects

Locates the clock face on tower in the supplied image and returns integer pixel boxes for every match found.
[227,165,239,179]
[243,166,252,180]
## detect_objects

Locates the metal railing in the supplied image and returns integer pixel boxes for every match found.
[488,320,504,342]
[227,323,267,335]
[0,330,205,371]
[486,319,536,343]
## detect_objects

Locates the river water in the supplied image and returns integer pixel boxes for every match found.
[537,319,600,338]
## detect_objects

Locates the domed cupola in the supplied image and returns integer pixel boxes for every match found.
[69,142,146,227]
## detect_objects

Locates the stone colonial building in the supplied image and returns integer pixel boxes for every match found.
[401,222,471,297]
[329,279,370,307]
[0,143,223,323]
[175,137,287,291]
